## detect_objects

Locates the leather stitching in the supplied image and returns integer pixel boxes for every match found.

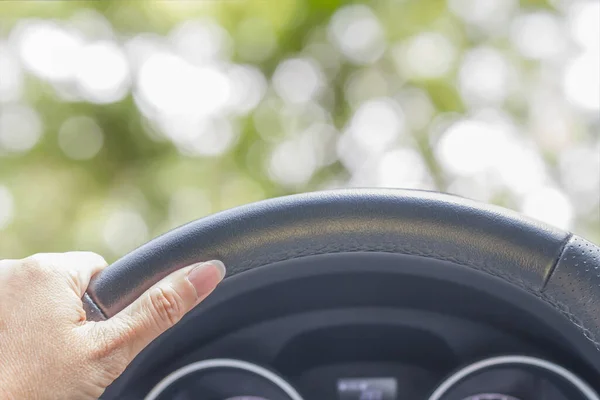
[541,233,573,291]
[233,242,600,350]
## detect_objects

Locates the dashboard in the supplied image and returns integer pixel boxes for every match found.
[143,355,597,400]
[103,253,600,400]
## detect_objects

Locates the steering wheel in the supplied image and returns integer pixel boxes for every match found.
[83,189,600,372]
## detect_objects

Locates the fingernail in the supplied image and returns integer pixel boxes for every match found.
[187,260,226,296]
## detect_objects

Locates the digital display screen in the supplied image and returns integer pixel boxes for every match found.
[337,378,397,400]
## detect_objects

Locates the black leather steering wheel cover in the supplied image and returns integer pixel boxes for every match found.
[84,189,600,350]
[544,235,600,349]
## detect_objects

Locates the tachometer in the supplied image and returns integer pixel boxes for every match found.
[144,359,304,400]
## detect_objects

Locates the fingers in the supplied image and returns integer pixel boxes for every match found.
[98,260,225,360]
[0,252,108,297]
[29,252,108,296]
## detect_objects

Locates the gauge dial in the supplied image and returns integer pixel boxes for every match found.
[429,355,599,400]
[145,359,303,400]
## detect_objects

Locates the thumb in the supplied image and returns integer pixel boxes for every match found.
[96,260,225,360]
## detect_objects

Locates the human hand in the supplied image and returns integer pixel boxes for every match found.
[0,252,225,400]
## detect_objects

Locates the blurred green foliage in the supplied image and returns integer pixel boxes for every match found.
[0,0,598,261]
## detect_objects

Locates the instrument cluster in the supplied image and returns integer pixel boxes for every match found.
[145,355,599,400]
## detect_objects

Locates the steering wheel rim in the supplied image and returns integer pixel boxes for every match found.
[83,188,600,354]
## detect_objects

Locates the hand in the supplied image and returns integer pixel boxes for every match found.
[0,252,225,400]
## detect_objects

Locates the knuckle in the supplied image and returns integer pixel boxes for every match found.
[1,256,56,293]
[19,256,41,271]
[68,251,107,266]
[65,269,83,293]
[17,256,50,278]
[148,286,185,328]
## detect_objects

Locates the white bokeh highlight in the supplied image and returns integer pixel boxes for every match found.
[103,208,149,255]
[396,88,435,131]
[459,47,513,106]
[448,0,518,35]
[58,116,104,160]
[563,52,600,111]
[14,20,84,81]
[170,19,232,65]
[395,32,456,79]
[559,144,600,212]
[0,104,43,153]
[568,1,600,51]
[269,133,319,187]
[510,11,566,60]
[328,5,386,64]
[273,58,324,104]
[75,41,130,103]
[158,115,238,157]
[436,110,547,195]
[338,98,407,173]
[563,1,600,111]
[225,64,267,115]
[376,148,433,189]
[136,51,231,117]
[0,43,23,103]
[521,186,574,230]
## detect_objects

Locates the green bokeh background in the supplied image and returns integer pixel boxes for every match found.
[0,0,598,261]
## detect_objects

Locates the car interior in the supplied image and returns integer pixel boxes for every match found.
[2,0,598,399]
[89,189,600,400]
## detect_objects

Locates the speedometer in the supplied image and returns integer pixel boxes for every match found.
[429,355,599,400]
[144,359,304,400]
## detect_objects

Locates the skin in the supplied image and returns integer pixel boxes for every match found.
[0,252,226,400]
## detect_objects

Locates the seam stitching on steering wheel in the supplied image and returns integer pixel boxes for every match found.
[234,243,600,351]
[541,233,573,291]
